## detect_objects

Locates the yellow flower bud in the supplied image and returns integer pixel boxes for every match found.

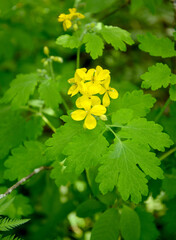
[100,115,108,121]
[44,46,49,56]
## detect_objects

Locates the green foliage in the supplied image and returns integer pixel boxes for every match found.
[4,141,48,181]
[90,208,120,240]
[138,33,176,58]
[0,217,29,231]
[76,199,106,218]
[141,63,176,90]
[38,79,62,109]
[0,0,175,239]
[83,33,104,59]
[120,206,140,240]
[0,108,26,159]
[1,73,39,108]
[56,34,80,49]
[63,124,108,174]
[110,90,156,117]
[100,25,134,51]
[136,207,159,240]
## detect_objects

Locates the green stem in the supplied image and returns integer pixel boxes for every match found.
[106,125,121,142]
[155,98,171,122]
[76,45,81,69]
[40,113,56,133]
[159,146,176,161]
[49,60,55,80]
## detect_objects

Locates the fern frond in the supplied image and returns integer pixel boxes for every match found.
[0,218,30,231]
[0,234,22,240]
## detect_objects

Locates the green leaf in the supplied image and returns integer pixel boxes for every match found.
[120,206,140,240]
[0,198,14,215]
[136,207,159,240]
[96,140,163,203]
[118,118,173,151]
[112,109,134,125]
[76,199,106,218]
[38,79,62,109]
[162,170,176,199]
[0,193,33,218]
[46,117,83,161]
[100,25,134,51]
[56,34,80,49]
[138,33,176,58]
[131,0,162,13]
[169,85,176,101]
[110,90,156,117]
[63,127,108,174]
[1,73,39,108]
[50,160,77,187]
[90,208,120,240]
[25,116,44,140]
[83,33,104,59]
[0,107,26,159]
[141,63,176,90]
[0,217,29,231]
[4,141,48,181]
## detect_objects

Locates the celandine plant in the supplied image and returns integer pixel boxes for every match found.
[0,1,176,239]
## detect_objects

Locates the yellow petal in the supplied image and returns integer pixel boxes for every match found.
[91,96,101,106]
[108,88,119,99]
[65,19,72,29]
[90,105,106,116]
[68,85,77,95]
[76,68,87,80]
[86,82,101,95]
[103,76,111,89]
[84,114,97,130]
[76,13,85,19]
[80,96,91,111]
[58,14,66,22]
[103,92,110,107]
[86,69,95,80]
[71,110,87,121]
[69,8,77,14]
[68,77,75,84]
[76,95,91,110]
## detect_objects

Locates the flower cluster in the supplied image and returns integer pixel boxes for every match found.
[58,8,85,31]
[68,66,119,130]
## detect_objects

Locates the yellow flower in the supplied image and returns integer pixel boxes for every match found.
[58,13,72,31]
[76,95,101,108]
[84,66,110,95]
[68,68,87,96]
[71,101,106,130]
[100,76,119,107]
[58,8,85,31]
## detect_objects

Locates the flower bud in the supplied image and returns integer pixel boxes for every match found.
[44,46,49,56]
[100,115,108,121]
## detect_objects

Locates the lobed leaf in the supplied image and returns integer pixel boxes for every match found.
[83,33,104,59]
[100,25,134,51]
[138,33,176,58]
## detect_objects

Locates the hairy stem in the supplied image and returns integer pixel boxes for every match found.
[159,146,176,161]
[0,166,52,200]
[155,98,171,122]
[40,113,56,132]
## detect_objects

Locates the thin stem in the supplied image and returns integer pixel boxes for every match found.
[40,113,56,132]
[159,146,176,161]
[49,59,55,80]
[76,45,81,69]
[0,166,52,200]
[106,125,121,142]
[155,98,171,122]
